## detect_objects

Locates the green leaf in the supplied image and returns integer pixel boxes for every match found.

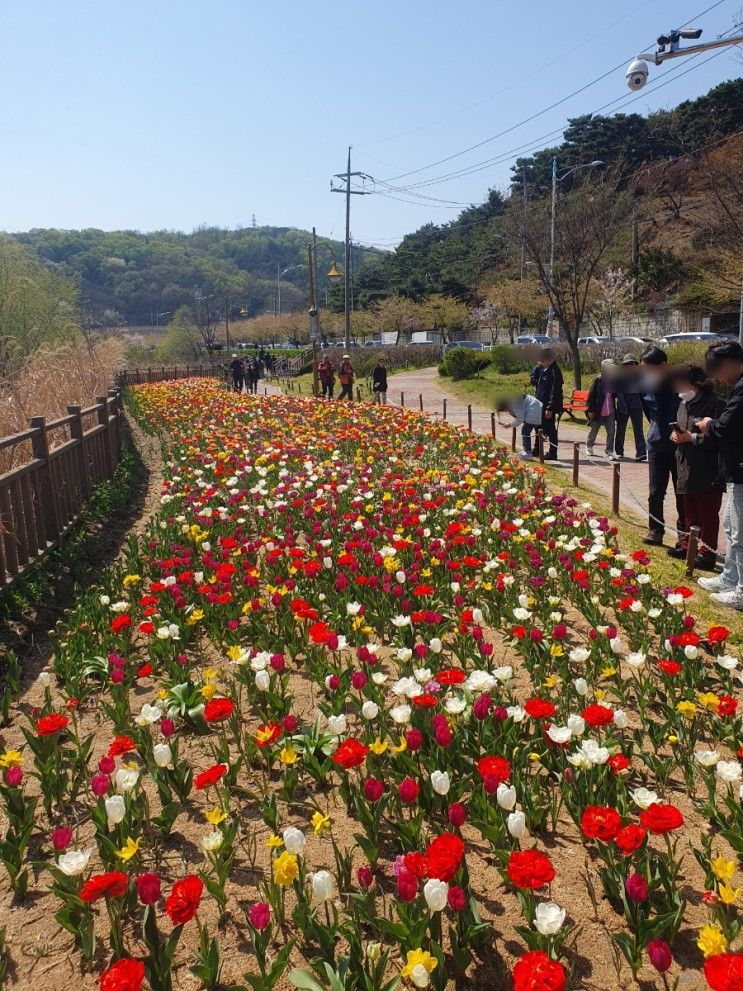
[289,969,327,991]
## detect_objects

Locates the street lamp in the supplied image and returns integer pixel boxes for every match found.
[547,159,604,335]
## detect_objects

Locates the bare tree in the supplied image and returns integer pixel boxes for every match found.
[191,293,220,353]
[589,268,633,338]
[509,167,635,386]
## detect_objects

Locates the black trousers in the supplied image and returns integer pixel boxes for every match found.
[232,374,243,392]
[541,412,559,457]
[615,406,647,458]
[648,447,686,538]
[338,383,353,400]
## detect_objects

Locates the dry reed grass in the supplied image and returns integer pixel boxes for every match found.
[0,337,124,470]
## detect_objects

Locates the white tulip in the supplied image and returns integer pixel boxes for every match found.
[202,830,224,852]
[684,645,699,660]
[282,827,305,855]
[414,668,433,685]
[613,710,629,729]
[496,783,517,811]
[507,810,527,839]
[396,647,413,663]
[493,666,513,683]
[626,652,646,669]
[390,704,412,725]
[631,787,658,810]
[534,901,566,935]
[717,761,742,783]
[566,714,585,736]
[138,703,163,724]
[153,743,173,768]
[114,768,139,793]
[411,964,431,988]
[105,794,126,824]
[255,670,270,691]
[717,654,738,671]
[546,725,572,745]
[430,770,450,795]
[361,701,379,720]
[423,878,448,912]
[38,672,51,688]
[429,638,443,654]
[573,675,589,694]
[327,714,347,736]
[311,869,334,902]
[57,848,92,876]
[346,602,362,616]
[695,750,720,767]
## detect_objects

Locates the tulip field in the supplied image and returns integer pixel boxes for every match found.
[4,378,743,991]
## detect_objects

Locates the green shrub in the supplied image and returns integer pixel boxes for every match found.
[489,344,523,374]
[442,348,490,381]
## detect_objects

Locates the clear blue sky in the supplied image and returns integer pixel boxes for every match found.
[1,0,740,246]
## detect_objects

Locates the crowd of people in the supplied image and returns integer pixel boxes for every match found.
[498,341,743,611]
[317,355,389,404]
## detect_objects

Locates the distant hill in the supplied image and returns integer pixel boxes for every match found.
[10,226,384,327]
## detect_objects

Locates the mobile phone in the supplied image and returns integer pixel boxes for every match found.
[669,421,680,430]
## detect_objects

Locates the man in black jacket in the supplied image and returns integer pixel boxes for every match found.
[696,341,743,609]
[534,348,563,460]
[640,347,684,547]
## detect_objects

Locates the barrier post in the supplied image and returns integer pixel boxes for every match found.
[490,412,495,438]
[685,525,701,577]
[572,443,580,486]
[467,405,472,431]
[612,462,621,514]
[443,399,447,421]
[419,394,424,412]
[511,426,516,452]
[400,392,405,408]
[538,430,545,463]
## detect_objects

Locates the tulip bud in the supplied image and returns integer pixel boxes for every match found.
[507,810,527,839]
[423,878,448,912]
[311,870,334,903]
[135,872,161,905]
[447,802,467,827]
[249,901,271,931]
[625,873,649,903]
[647,938,672,973]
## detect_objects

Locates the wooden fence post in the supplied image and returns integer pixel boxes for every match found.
[511,426,517,452]
[572,443,580,486]
[400,392,405,408]
[68,405,91,499]
[30,416,60,541]
[467,405,473,431]
[356,386,362,402]
[685,525,701,577]
[611,462,621,514]
[419,394,424,412]
[538,430,545,463]
[490,412,495,438]
[96,396,114,479]
[443,399,447,421]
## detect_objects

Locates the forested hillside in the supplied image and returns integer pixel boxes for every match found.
[354,79,743,310]
[10,226,380,327]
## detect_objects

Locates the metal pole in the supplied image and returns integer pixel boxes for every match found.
[572,443,580,486]
[313,227,321,342]
[344,146,352,351]
[738,273,743,347]
[277,260,282,318]
[225,299,230,350]
[548,156,557,336]
[312,342,319,397]
[490,412,496,438]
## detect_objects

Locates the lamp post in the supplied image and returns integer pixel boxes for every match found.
[547,159,603,335]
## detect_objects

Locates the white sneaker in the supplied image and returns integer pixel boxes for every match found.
[698,576,729,592]
[710,588,743,610]
[604,452,620,461]
[520,450,533,460]
[586,446,595,457]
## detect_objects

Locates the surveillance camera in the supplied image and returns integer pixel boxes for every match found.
[308,306,318,317]
[626,57,649,91]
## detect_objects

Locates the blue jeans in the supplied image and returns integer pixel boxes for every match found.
[720,483,743,590]
[522,424,535,452]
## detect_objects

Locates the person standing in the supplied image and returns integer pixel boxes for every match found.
[586,358,619,460]
[521,362,543,457]
[668,364,724,570]
[372,359,388,404]
[318,357,336,399]
[614,355,647,462]
[534,348,563,460]
[695,341,743,609]
[338,354,354,401]
[229,353,244,393]
[640,346,685,548]
[246,357,258,394]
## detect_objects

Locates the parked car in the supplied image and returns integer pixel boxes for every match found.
[614,336,654,346]
[577,336,610,346]
[514,334,553,346]
[443,340,486,353]
[659,332,722,345]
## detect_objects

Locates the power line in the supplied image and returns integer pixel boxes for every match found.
[375,0,732,186]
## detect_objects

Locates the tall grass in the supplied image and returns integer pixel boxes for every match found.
[0,337,124,468]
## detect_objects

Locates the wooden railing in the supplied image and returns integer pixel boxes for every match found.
[0,390,124,585]
[116,365,217,386]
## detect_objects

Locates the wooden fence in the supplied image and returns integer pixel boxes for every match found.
[0,390,124,585]
[116,365,218,386]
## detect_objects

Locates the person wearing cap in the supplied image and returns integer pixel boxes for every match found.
[695,341,743,609]
[372,358,388,404]
[585,358,619,460]
[229,353,244,393]
[534,348,563,460]
[614,355,647,462]
[338,354,354,401]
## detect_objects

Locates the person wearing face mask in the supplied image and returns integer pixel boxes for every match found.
[668,365,725,571]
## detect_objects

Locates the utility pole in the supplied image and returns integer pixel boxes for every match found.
[331,147,372,350]
[630,212,639,301]
[518,163,528,336]
[738,273,743,348]
[548,156,557,336]
[277,260,282,318]
[312,227,320,342]
[225,298,231,350]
